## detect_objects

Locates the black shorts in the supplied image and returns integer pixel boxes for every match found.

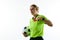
[30,36,44,40]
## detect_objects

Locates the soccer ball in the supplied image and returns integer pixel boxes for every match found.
[23,26,30,36]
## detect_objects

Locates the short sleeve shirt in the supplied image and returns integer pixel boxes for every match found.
[29,15,48,38]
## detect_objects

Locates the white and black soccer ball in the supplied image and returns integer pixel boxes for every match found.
[23,26,30,36]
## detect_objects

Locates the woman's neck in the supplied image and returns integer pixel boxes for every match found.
[33,14,38,18]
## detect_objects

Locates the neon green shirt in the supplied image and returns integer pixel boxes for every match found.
[29,15,48,38]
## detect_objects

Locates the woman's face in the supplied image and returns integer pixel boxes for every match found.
[30,6,38,15]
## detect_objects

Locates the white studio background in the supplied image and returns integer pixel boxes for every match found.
[0,0,60,40]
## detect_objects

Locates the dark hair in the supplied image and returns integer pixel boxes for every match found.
[31,4,39,10]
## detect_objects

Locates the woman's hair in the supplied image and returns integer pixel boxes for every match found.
[31,4,39,10]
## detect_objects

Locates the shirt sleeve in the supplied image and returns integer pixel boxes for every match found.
[41,15,48,20]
